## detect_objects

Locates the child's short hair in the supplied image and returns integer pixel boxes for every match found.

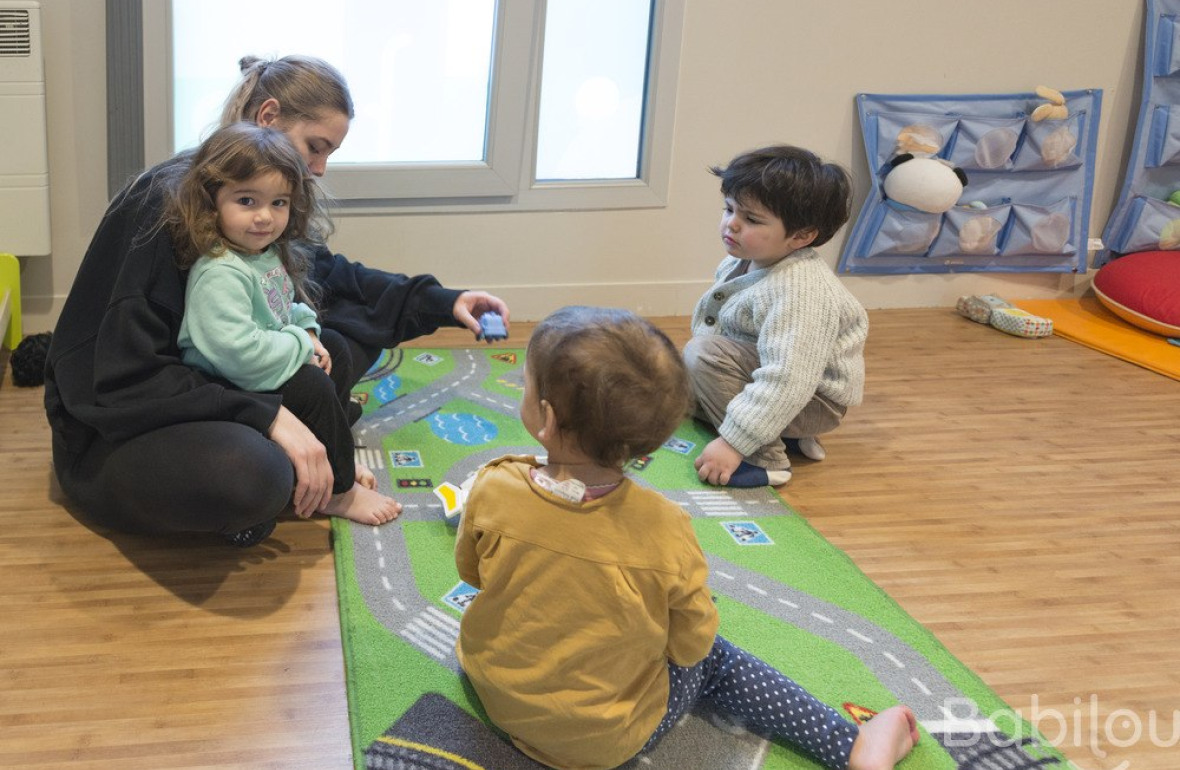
[711,145,852,247]
[526,306,691,468]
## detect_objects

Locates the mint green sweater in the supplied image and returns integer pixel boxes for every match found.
[178,247,320,392]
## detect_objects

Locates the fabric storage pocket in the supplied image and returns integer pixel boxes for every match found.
[1145,104,1180,166]
[999,198,1075,256]
[1155,15,1180,76]
[946,117,1024,171]
[863,205,942,257]
[1107,195,1180,253]
[1012,114,1083,171]
[928,204,1011,258]
[873,112,959,168]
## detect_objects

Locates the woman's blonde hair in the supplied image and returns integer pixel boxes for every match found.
[164,122,326,304]
[220,54,355,128]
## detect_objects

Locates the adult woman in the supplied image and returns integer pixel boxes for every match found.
[45,55,510,546]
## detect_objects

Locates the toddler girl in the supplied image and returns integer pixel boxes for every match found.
[168,122,400,541]
[455,305,917,769]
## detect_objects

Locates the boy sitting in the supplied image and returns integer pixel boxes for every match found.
[686,145,868,487]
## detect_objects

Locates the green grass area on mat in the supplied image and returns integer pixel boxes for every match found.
[405,520,467,617]
[481,351,525,398]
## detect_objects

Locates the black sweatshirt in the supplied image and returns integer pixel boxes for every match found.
[45,157,463,466]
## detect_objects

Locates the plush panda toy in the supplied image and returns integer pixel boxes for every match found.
[882,153,968,214]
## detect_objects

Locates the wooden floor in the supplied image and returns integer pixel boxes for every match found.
[1,308,1178,769]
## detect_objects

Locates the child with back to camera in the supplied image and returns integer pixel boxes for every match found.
[168,122,400,534]
[686,145,869,488]
[454,305,916,770]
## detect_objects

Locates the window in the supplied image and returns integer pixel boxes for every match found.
[128,0,684,212]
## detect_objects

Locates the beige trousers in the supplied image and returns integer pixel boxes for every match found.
[683,335,846,470]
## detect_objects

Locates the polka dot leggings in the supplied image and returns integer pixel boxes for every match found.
[640,635,858,769]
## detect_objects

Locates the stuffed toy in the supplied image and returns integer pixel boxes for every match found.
[1031,85,1068,122]
[1029,85,1077,167]
[895,123,943,155]
[882,153,968,214]
[955,295,1053,338]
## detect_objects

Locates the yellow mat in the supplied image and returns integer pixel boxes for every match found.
[1014,297,1180,381]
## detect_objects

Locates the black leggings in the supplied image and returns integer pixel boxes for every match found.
[53,330,380,536]
[276,359,356,496]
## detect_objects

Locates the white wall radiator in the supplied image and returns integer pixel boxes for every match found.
[0,0,49,257]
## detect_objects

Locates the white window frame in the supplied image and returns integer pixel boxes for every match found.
[136,0,684,213]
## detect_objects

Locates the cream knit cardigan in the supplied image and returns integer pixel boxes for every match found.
[690,247,869,456]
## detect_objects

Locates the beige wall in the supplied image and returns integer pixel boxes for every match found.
[20,0,1145,331]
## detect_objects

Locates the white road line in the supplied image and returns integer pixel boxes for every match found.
[401,626,449,660]
[410,616,458,648]
[846,628,873,644]
[777,597,799,609]
[811,612,834,624]
[911,677,932,696]
[746,584,767,596]
[714,571,735,581]
[883,651,906,669]
[424,606,462,632]
[408,615,456,645]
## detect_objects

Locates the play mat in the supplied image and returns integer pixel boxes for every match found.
[333,347,1073,770]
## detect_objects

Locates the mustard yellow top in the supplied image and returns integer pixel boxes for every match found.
[455,455,719,770]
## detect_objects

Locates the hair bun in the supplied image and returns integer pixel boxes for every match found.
[238,55,264,74]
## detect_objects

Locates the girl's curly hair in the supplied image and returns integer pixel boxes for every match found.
[162,122,327,305]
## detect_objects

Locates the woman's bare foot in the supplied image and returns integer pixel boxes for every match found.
[848,705,919,770]
[322,482,401,525]
[355,462,377,490]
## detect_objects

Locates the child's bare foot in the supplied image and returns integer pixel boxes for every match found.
[322,482,401,525]
[355,462,377,490]
[848,705,919,770]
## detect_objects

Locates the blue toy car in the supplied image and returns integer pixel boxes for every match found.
[478,312,508,342]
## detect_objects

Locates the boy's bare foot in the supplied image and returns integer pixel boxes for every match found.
[355,462,377,490]
[848,705,919,770]
[322,482,401,525]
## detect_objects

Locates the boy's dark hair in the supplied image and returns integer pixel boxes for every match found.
[711,145,853,247]
[526,306,692,468]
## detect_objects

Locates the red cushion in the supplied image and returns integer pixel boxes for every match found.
[1092,251,1180,337]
